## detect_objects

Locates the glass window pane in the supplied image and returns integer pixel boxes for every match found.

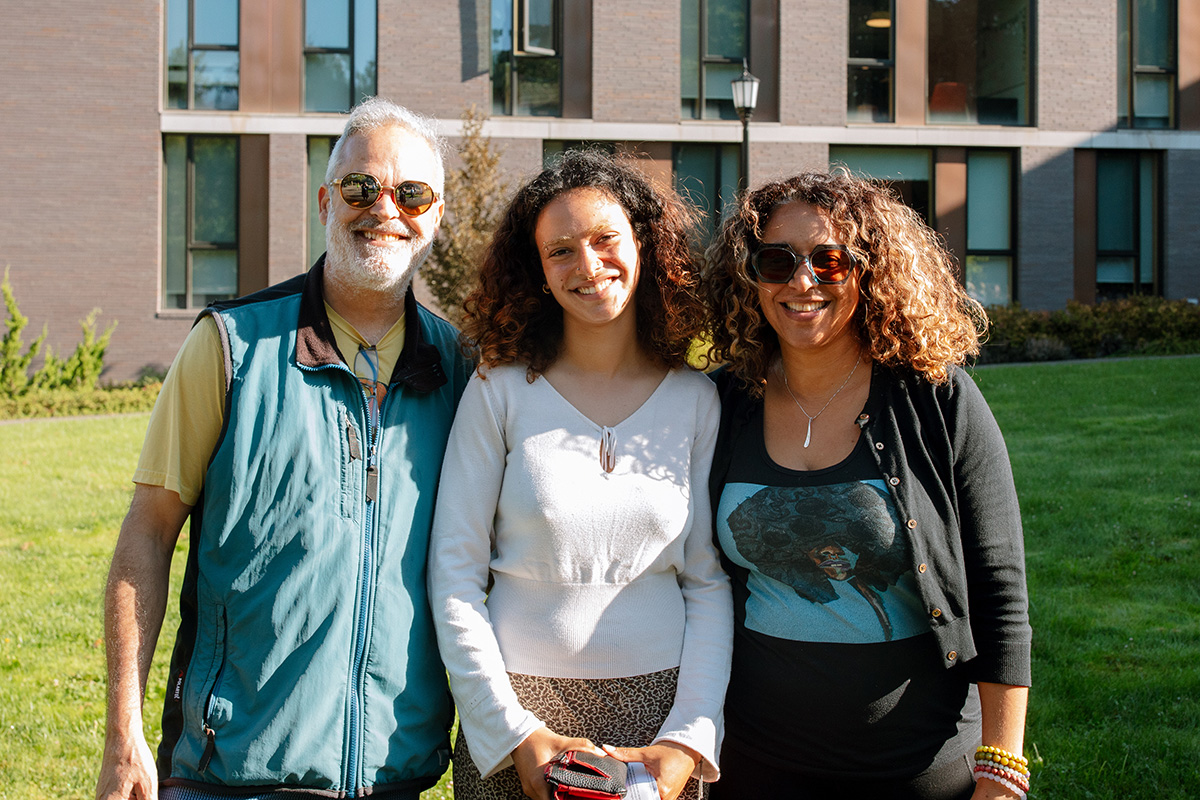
[308,137,334,266]
[1118,0,1131,120]
[847,66,892,122]
[194,0,239,46]
[830,146,930,180]
[1134,0,1172,67]
[1138,153,1157,284]
[849,0,891,60]
[1133,73,1172,127]
[306,53,352,112]
[681,0,700,114]
[192,137,238,244]
[492,0,514,114]
[164,136,188,309]
[928,0,1028,125]
[192,250,239,306]
[194,50,239,110]
[1097,154,1136,252]
[965,255,1011,306]
[706,0,746,58]
[165,0,189,109]
[354,0,377,100]
[704,61,742,120]
[967,151,1011,251]
[306,0,350,48]
[524,0,555,52]
[1097,256,1135,283]
[514,56,561,116]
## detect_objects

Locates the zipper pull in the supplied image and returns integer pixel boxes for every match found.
[346,416,361,461]
[366,463,378,503]
[199,725,216,772]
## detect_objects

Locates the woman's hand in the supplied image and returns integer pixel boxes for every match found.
[511,727,607,800]
[602,741,701,800]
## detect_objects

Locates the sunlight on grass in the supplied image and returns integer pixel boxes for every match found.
[2,357,1198,798]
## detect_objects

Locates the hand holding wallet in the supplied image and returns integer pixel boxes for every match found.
[544,750,628,800]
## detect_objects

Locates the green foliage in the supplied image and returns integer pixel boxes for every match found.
[1,269,118,398]
[979,296,1200,364]
[424,106,508,326]
[1,382,161,420]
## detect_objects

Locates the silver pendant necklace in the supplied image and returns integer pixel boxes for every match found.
[779,354,862,448]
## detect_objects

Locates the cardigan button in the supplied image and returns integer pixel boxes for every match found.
[907,519,917,529]
[875,442,885,450]
[918,563,927,573]
[888,476,900,486]
[931,608,942,618]
[947,651,958,661]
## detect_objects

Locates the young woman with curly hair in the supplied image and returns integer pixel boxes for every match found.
[704,171,1031,800]
[429,150,732,800]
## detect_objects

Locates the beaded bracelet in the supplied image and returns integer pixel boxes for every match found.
[974,768,1028,799]
[975,755,1030,780]
[975,745,1030,776]
[975,764,1030,793]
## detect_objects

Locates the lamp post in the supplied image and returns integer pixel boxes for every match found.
[731,60,760,194]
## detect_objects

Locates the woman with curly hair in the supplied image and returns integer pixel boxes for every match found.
[429,150,732,800]
[704,171,1031,800]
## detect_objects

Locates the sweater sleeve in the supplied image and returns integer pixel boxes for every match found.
[427,370,544,778]
[650,379,734,781]
[948,370,1032,686]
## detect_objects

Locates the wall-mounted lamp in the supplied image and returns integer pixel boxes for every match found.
[866,11,892,28]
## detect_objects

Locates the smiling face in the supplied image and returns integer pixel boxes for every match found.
[317,125,445,295]
[756,201,862,356]
[535,187,642,333]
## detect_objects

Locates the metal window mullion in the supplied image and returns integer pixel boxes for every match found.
[697,0,707,119]
[348,2,357,108]
[185,136,195,306]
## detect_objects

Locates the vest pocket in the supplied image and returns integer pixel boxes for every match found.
[339,408,362,520]
[197,605,228,774]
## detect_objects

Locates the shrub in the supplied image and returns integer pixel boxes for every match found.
[0,382,161,419]
[978,296,1200,364]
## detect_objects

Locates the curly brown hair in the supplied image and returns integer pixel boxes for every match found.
[461,149,706,378]
[704,170,986,394]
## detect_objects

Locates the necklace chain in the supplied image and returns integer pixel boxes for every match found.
[779,354,862,448]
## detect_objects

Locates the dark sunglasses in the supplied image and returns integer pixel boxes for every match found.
[330,172,438,216]
[750,243,857,284]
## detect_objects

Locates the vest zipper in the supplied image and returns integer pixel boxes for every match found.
[199,606,227,774]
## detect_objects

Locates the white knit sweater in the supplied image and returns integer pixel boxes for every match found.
[428,364,732,779]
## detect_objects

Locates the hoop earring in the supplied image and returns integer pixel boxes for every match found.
[542,283,551,294]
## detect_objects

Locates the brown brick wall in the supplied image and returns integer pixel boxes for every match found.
[1165,150,1200,300]
[752,142,830,186]
[1017,146,1076,310]
[269,134,310,284]
[1037,0,1119,131]
[592,0,680,123]
[779,0,846,126]
[0,0,190,383]
[380,0,489,119]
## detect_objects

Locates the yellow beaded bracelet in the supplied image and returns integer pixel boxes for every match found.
[975,745,1029,774]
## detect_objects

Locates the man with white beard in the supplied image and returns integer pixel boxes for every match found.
[97,98,474,800]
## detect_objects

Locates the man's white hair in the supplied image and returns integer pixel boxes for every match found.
[324,97,448,191]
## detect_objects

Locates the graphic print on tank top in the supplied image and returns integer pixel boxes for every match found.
[718,479,928,644]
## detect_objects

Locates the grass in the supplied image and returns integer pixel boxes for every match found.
[1,356,1197,798]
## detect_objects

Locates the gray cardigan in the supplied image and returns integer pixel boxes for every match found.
[710,363,1032,687]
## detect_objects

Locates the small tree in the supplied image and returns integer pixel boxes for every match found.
[425,105,508,325]
[2,267,45,397]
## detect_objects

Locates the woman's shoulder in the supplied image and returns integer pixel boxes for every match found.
[663,366,721,406]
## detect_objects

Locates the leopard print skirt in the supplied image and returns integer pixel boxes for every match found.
[450,667,705,800]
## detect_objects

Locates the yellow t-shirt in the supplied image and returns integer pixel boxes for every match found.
[134,305,406,506]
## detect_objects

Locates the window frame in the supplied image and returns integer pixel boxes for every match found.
[1095,150,1162,300]
[1118,0,1178,129]
[847,0,895,123]
[163,134,240,311]
[682,0,750,121]
[964,149,1018,306]
[302,0,378,113]
[165,0,240,111]
[492,0,563,116]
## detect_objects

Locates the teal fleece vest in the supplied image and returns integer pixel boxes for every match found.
[158,263,472,797]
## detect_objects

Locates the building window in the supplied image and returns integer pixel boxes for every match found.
[492,0,561,116]
[674,143,740,240]
[681,0,749,120]
[829,146,932,224]
[1096,151,1161,301]
[1118,0,1176,128]
[164,135,239,310]
[304,0,377,112]
[165,0,239,110]
[848,0,894,122]
[965,150,1015,306]
[926,0,1029,125]
[307,137,335,266]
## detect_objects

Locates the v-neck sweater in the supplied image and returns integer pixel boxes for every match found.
[429,363,732,779]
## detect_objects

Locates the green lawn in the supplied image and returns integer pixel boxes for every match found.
[1,356,1197,798]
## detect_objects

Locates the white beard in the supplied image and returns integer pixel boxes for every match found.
[323,215,433,297]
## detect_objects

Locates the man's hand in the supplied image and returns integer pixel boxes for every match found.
[602,741,700,800]
[511,727,607,800]
[96,728,157,800]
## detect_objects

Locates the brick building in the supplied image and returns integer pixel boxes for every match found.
[2,0,1198,382]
